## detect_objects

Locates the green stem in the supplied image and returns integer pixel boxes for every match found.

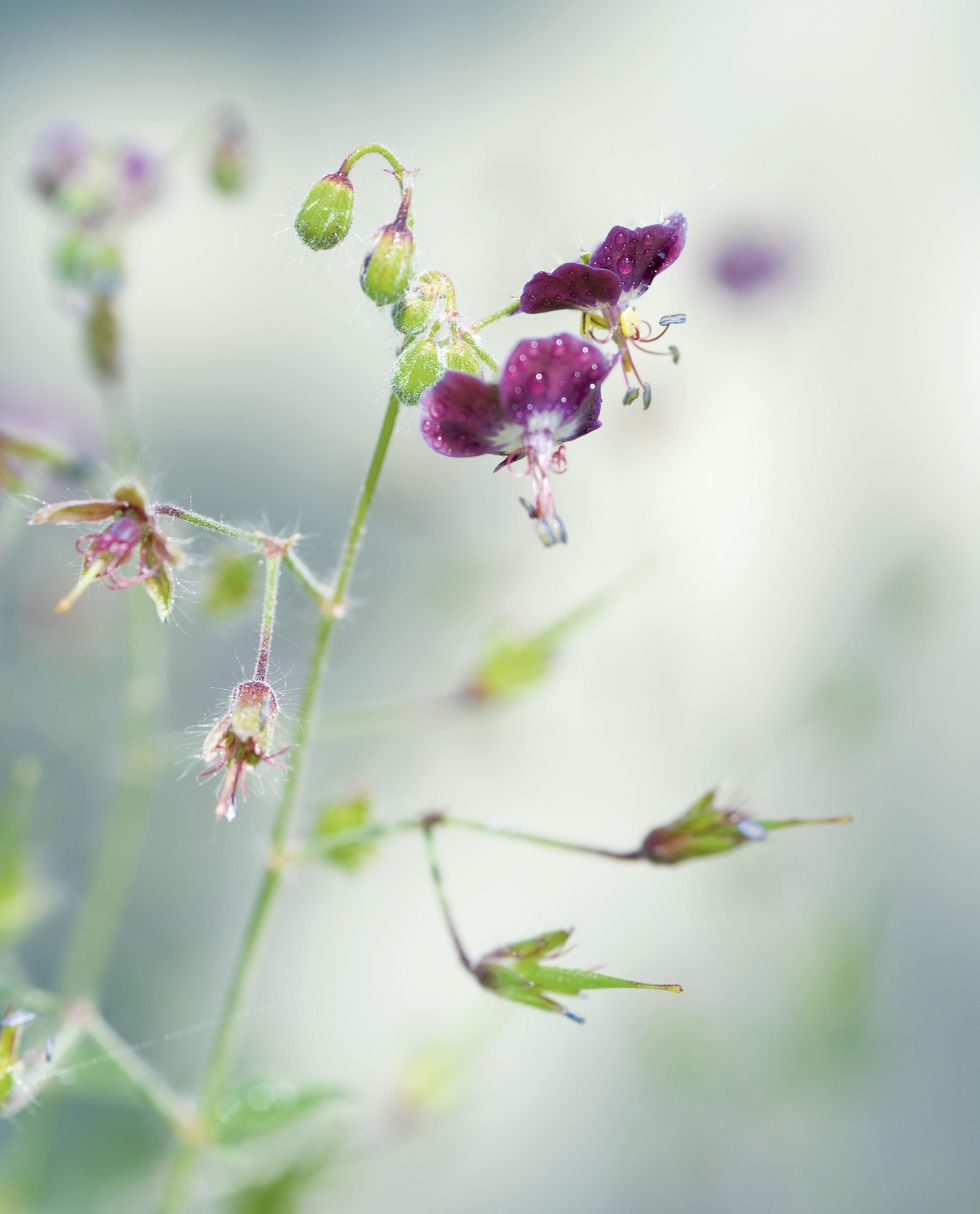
[421,823,471,970]
[81,1008,198,1137]
[60,591,166,997]
[153,504,266,545]
[154,505,331,606]
[157,392,402,1214]
[339,143,406,189]
[471,301,519,332]
[254,553,281,683]
[459,331,499,372]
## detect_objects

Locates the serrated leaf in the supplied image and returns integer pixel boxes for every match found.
[210,1081,342,1146]
[206,551,259,614]
[313,796,374,872]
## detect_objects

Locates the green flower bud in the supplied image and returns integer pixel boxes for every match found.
[294,171,354,251]
[442,336,484,376]
[393,337,441,406]
[392,282,439,336]
[360,190,414,307]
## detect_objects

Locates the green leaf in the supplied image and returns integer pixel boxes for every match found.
[226,1152,336,1214]
[205,551,260,614]
[517,963,681,996]
[210,1081,343,1147]
[313,796,374,872]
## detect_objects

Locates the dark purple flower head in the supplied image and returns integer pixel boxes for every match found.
[519,217,687,404]
[420,334,609,546]
[520,216,687,316]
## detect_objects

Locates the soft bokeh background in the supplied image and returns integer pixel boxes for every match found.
[2,0,979,1210]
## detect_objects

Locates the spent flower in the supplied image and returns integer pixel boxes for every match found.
[28,480,180,619]
[420,333,610,545]
[520,217,687,403]
[640,790,851,864]
[200,681,285,823]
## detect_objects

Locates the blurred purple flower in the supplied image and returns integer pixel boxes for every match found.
[29,123,87,200]
[712,237,790,294]
[420,334,610,545]
[117,143,162,211]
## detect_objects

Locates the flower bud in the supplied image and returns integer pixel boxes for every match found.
[210,107,249,195]
[360,191,413,306]
[294,172,354,251]
[85,295,120,379]
[392,281,440,336]
[393,337,441,406]
[441,336,484,376]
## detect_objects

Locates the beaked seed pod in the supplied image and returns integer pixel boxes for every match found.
[393,337,441,406]
[360,190,414,307]
[294,171,355,251]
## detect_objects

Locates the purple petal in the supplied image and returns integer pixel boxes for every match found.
[519,262,621,314]
[590,215,687,297]
[499,335,608,442]
[420,372,516,457]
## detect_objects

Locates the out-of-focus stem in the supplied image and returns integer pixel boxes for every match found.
[421,823,471,971]
[471,301,519,331]
[157,392,402,1214]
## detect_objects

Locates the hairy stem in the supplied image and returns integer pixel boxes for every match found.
[339,143,406,189]
[157,392,402,1214]
[254,553,281,683]
[471,300,519,332]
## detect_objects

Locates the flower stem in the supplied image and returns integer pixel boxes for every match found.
[339,143,406,189]
[471,300,519,332]
[156,392,402,1214]
[421,822,471,971]
[154,504,331,606]
[253,553,281,683]
[80,1007,200,1138]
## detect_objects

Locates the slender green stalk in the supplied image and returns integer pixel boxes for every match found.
[81,1009,198,1137]
[459,331,499,372]
[154,504,330,605]
[339,143,406,188]
[254,554,281,683]
[471,301,519,331]
[439,815,637,860]
[157,392,402,1214]
[153,504,266,545]
[421,824,471,970]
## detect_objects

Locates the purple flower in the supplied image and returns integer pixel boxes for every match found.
[420,334,609,545]
[519,217,687,401]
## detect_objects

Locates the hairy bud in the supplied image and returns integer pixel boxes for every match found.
[294,171,355,251]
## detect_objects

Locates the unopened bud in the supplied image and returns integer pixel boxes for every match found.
[392,281,440,336]
[85,295,120,379]
[360,191,413,306]
[393,337,442,406]
[441,336,483,375]
[294,171,355,251]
